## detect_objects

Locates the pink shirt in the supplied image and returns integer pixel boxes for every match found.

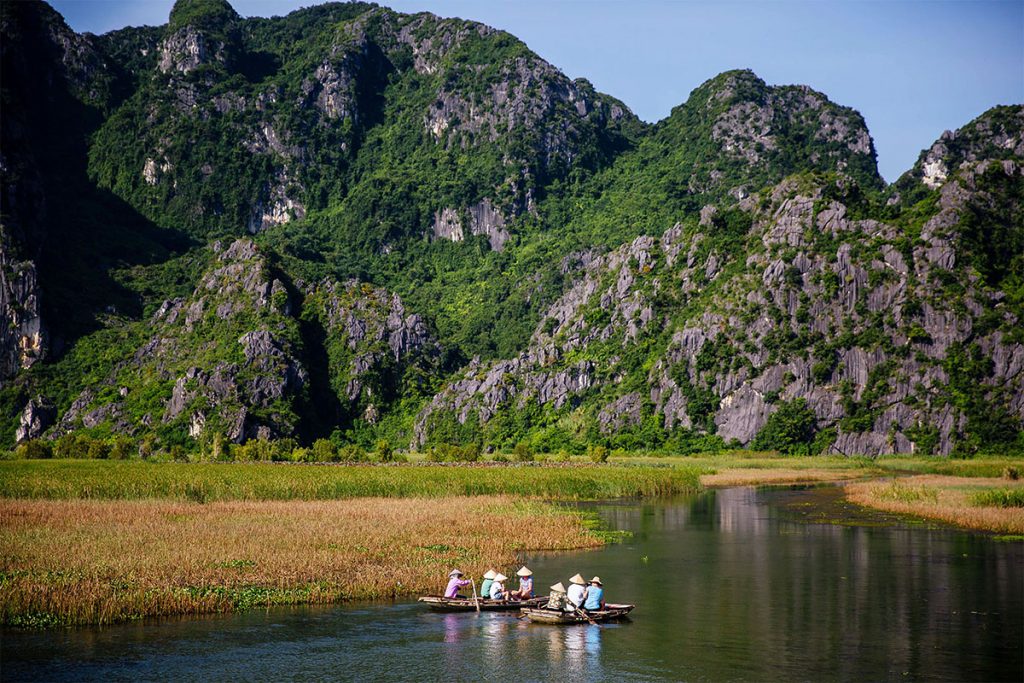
[444,577,471,598]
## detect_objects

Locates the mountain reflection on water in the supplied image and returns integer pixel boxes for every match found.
[3,486,1021,682]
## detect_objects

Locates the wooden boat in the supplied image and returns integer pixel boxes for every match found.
[519,604,635,624]
[418,595,549,612]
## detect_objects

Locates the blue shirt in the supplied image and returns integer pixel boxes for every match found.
[479,578,493,597]
[583,586,603,610]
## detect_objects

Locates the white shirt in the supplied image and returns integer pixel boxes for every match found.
[489,581,505,599]
[566,583,586,609]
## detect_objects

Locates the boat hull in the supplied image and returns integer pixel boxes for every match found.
[417,596,547,612]
[520,604,635,624]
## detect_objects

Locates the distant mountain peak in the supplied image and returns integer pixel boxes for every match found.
[167,0,240,33]
[899,105,1024,191]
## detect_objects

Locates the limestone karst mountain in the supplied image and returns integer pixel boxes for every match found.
[2,0,1022,455]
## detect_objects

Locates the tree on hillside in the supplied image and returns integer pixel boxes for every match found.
[750,399,818,455]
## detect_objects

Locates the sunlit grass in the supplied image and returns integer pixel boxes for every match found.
[699,468,869,487]
[0,460,702,501]
[845,475,1024,534]
[613,453,1023,484]
[970,488,1024,508]
[0,496,602,627]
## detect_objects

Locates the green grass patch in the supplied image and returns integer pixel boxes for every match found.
[876,480,939,504]
[0,460,701,501]
[970,488,1024,508]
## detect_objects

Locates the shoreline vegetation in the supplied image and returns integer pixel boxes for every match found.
[1,455,1021,628]
[845,475,1024,535]
[0,496,602,627]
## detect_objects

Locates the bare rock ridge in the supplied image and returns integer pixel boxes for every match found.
[655,69,882,199]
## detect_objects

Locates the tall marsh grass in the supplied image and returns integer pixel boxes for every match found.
[970,488,1024,508]
[845,476,1024,534]
[0,497,602,627]
[0,461,700,501]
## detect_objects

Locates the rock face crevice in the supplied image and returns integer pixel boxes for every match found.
[0,252,46,379]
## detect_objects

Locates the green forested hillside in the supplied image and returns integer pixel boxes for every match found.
[2,0,1022,456]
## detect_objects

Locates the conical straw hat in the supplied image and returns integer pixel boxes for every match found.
[569,573,586,585]
[493,573,508,582]
[448,568,464,577]
[549,582,566,593]
[483,569,497,580]
[516,566,533,577]
[590,576,602,585]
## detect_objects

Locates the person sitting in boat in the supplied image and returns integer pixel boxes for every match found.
[489,573,508,600]
[444,569,472,598]
[582,576,605,612]
[479,569,497,598]
[545,582,568,610]
[566,574,588,612]
[508,566,534,599]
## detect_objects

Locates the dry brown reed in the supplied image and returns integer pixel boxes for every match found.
[845,475,1024,534]
[700,468,866,487]
[0,497,600,627]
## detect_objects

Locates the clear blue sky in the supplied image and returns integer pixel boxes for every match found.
[51,0,1023,182]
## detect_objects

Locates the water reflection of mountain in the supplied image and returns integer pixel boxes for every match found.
[524,488,1022,680]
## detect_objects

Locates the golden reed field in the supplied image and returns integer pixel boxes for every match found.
[700,468,867,487]
[0,496,600,626]
[845,475,1024,535]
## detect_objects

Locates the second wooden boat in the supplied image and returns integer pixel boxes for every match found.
[519,604,635,624]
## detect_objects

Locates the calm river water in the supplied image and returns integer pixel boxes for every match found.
[3,485,1022,682]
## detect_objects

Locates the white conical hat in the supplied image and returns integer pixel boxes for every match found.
[589,576,602,585]
[569,573,586,585]
[483,569,497,580]
[516,566,533,577]
[493,573,508,582]
[549,582,566,593]
[448,569,464,577]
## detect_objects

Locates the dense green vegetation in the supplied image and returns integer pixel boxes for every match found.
[0,460,702,501]
[2,0,1022,457]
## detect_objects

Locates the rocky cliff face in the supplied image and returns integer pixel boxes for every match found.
[899,106,1024,190]
[84,0,640,248]
[415,113,1024,455]
[656,69,882,199]
[43,238,442,444]
[302,278,443,427]
[0,251,46,379]
[0,0,126,379]
[54,239,306,442]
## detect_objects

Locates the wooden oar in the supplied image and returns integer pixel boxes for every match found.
[471,578,480,613]
[575,606,600,627]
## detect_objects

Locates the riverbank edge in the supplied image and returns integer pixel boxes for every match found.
[699,468,1024,536]
[842,476,1024,537]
